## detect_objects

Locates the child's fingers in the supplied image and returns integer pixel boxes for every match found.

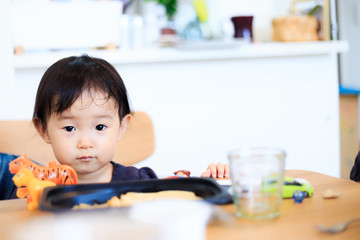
[224,164,230,178]
[216,162,225,178]
[201,163,230,178]
[208,163,217,178]
[200,169,211,177]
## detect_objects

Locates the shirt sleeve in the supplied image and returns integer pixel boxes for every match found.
[110,161,158,182]
[350,151,360,182]
[138,167,158,179]
[0,152,19,200]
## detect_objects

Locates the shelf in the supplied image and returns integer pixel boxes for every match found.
[13,41,349,69]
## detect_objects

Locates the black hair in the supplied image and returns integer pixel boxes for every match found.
[33,55,131,130]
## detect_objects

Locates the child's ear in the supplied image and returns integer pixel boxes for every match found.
[117,114,131,142]
[33,118,51,144]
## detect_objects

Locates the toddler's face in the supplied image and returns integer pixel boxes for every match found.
[43,90,125,178]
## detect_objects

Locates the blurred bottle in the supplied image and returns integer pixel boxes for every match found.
[119,15,130,50]
[141,2,161,48]
[130,15,145,49]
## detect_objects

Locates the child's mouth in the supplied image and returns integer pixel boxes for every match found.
[77,156,95,161]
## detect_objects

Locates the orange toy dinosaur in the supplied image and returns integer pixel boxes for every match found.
[9,154,78,185]
[12,168,56,210]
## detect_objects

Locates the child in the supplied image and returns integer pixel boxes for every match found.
[0,55,229,199]
[350,151,360,181]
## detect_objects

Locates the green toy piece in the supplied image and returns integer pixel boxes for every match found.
[260,176,314,199]
[282,176,314,198]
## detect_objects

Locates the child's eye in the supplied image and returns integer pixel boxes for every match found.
[64,126,75,132]
[96,124,106,131]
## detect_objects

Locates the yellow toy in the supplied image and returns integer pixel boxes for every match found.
[193,0,208,23]
[12,168,56,210]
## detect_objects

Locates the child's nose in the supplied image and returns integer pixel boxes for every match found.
[77,136,94,149]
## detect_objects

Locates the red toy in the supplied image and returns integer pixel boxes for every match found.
[9,154,78,185]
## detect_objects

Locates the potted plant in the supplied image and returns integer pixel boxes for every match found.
[145,0,177,22]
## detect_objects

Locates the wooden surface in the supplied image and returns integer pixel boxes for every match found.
[0,111,155,166]
[1,170,359,240]
[207,170,360,240]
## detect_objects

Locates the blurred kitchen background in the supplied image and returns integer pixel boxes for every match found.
[2,0,347,50]
[0,0,359,179]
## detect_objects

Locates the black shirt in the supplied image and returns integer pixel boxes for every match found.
[350,151,360,182]
[110,161,158,181]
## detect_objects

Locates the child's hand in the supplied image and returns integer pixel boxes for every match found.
[174,170,191,177]
[201,163,230,179]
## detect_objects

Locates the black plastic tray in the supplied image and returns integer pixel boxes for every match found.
[39,177,233,211]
